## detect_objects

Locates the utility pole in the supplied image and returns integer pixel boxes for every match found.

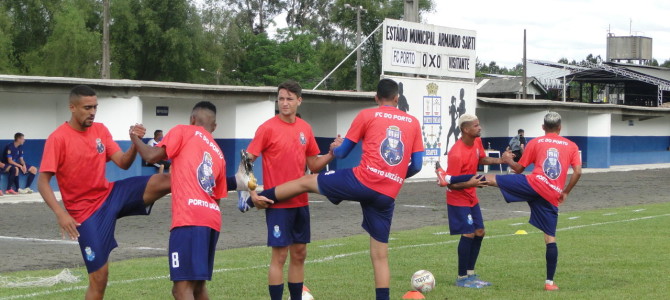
[101,0,110,79]
[404,0,419,22]
[523,29,527,99]
[345,4,366,92]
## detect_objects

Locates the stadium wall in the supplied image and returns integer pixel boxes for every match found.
[2,76,670,192]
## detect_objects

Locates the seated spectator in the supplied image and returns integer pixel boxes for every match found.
[2,132,39,194]
[147,129,171,173]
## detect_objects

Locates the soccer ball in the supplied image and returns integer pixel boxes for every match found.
[287,290,314,300]
[411,270,435,293]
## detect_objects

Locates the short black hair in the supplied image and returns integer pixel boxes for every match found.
[192,101,217,114]
[518,129,524,134]
[377,79,398,101]
[14,132,23,141]
[278,80,302,98]
[70,85,96,99]
[154,130,163,136]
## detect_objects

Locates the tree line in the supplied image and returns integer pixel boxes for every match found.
[0,0,434,91]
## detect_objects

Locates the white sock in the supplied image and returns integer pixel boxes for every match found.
[545,280,554,285]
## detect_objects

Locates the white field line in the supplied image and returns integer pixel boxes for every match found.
[0,236,166,251]
[2,213,669,300]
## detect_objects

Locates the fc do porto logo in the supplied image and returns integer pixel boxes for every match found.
[543,148,561,180]
[197,152,215,195]
[273,225,282,238]
[85,246,96,261]
[95,138,105,154]
[299,132,306,145]
[380,126,404,166]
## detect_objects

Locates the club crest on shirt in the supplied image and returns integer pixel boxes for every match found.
[299,132,306,145]
[543,148,561,180]
[95,138,105,154]
[197,152,216,195]
[380,126,404,166]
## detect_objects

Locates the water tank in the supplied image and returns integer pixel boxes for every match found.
[606,35,652,62]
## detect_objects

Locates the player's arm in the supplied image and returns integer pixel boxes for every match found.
[479,155,503,165]
[447,174,486,189]
[306,135,343,173]
[333,138,356,158]
[130,132,167,164]
[405,151,424,178]
[559,164,582,203]
[38,172,80,240]
[7,156,21,168]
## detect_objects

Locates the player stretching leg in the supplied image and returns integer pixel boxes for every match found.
[38,85,171,300]
[245,79,424,300]
[484,112,582,291]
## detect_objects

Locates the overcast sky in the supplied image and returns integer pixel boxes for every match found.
[423,0,670,68]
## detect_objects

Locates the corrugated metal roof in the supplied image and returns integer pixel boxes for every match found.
[475,76,547,94]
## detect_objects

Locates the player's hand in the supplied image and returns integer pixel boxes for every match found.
[20,165,27,174]
[129,123,147,139]
[559,192,568,204]
[329,134,343,154]
[467,174,487,188]
[501,150,515,164]
[56,210,80,240]
[250,191,273,209]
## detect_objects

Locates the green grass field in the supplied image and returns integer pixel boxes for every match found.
[2,202,669,299]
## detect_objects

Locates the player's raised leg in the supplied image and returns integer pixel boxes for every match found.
[142,173,171,206]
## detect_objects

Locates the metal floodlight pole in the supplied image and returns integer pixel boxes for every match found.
[101,0,110,79]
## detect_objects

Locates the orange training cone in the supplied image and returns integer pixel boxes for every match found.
[402,290,425,299]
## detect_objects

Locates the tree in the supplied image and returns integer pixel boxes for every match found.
[0,6,17,73]
[226,0,284,34]
[661,59,670,68]
[111,0,206,82]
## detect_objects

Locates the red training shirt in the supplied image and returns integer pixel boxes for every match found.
[518,132,581,206]
[158,125,227,231]
[348,106,424,199]
[247,116,320,208]
[446,137,486,207]
[41,122,121,223]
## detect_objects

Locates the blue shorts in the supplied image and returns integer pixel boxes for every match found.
[169,226,220,281]
[265,206,310,247]
[447,204,484,235]
[77,176,152,273]
[496,174,559,236]
[317,169,395,243]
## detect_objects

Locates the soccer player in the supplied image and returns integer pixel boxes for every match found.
[38,85,171,300]
[440,113,503,288]
[130,101,230,300]
[2,132,39,194]
[247,78,424,300]
[146,129,171,173]
[484,111,582,291]
[240,80,336,300]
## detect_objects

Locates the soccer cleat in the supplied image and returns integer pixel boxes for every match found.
[18,188,27,194]
[0,190,3,196]
[239,150,258,191]
[5,189,18,195]
[544,283,559,291]
[455,277,484,288]
[237,191,251,212]
[25,187,34,194]
[435,161,451,187]
[468,274,492,286]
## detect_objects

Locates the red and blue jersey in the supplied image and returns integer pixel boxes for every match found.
[348,106,423,199]
[41,122,121,223]
[518,133,581,206]
[158,125,227,231]
[247,116,320,208]
[446,137,486,207]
